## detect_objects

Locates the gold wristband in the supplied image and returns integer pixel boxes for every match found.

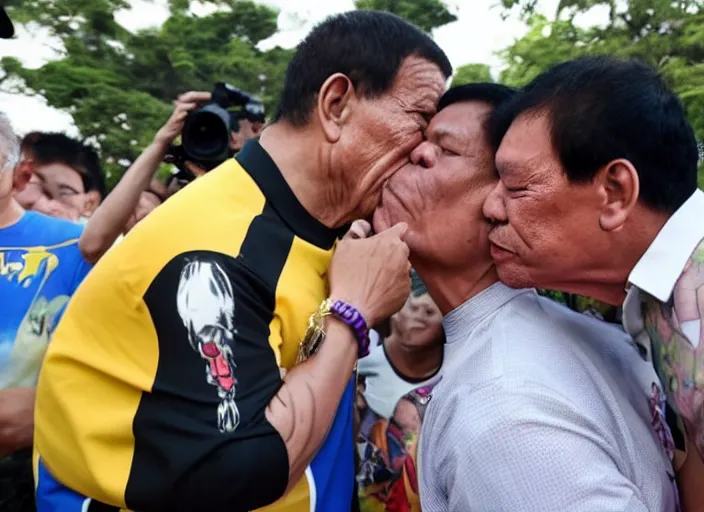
[296,298,333,364]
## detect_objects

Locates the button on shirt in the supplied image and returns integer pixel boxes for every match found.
[419,283,676,512]
[623,189,704,467]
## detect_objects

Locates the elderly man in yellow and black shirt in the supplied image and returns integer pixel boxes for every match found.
[33,10,452,512]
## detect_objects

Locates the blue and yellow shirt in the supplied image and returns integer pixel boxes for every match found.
[0,211,91,389]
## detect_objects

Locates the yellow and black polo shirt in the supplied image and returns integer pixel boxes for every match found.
[34,140,357,512]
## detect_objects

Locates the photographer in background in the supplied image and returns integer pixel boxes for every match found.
[80,87,263,263]
[165,85,265,196]
[79,91,208,263]
[230,102,266,152]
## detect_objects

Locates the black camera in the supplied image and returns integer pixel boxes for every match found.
[180,82,264,169]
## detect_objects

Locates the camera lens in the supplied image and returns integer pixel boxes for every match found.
[182,105,231,163]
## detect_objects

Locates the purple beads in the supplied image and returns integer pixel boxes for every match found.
[331,300,370,358]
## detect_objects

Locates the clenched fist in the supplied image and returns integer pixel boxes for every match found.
[329,222,411,327]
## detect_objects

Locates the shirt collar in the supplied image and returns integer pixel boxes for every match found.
[628,189,704,302]
[236,140,349,250]
[442,282,531,344]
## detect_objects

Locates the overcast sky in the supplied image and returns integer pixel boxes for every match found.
[0,0,604,136]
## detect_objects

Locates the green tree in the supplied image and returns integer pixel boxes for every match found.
[1,0,292,187]
[2,0,461,188]
[354,0,457,33]
[451,63,493,86]
[498,0,704,187]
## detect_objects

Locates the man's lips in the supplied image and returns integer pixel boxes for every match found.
[489,239,516,262]
[406,322,429,333]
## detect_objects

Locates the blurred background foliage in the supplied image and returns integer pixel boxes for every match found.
[1,0,702,188]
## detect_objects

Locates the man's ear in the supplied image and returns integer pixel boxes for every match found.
[316,73,355,143]
[82,190,102,216]
[12,160,32,192]
[597,158,640,232]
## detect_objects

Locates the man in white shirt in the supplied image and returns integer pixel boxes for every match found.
[374,83,677,511]
[483,56,704,508]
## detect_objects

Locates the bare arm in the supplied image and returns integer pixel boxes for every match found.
[0,388,35,457]
[79,141,168,263]
[79,91,212,263]
[266,317,357,491]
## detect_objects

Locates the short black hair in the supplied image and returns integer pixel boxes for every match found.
[275,10,452,126]
[490,56,698,213]
[438,83,517,150]
[22,132,107,198]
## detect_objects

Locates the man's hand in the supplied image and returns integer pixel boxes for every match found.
[329,222,411,327]
[0,388,35,458]
[154,91,212,148]
[264,222,410,496]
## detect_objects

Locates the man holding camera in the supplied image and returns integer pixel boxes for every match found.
[34,10,451,512]
[78,89,261,262]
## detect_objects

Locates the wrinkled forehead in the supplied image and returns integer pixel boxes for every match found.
[495,111,555,176]
[391,56,448,107]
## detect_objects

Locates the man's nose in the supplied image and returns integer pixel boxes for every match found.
[410,141,438,169]
[483,182,508,225]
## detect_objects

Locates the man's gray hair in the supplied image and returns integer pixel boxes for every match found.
[0,112,19,172]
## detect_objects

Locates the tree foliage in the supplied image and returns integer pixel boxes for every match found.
[498,0,704,187]
[451,63,493,86]
[1,0,292,187]
[2,0,460,187]
[3,0,701,188]
[353,0,457,33]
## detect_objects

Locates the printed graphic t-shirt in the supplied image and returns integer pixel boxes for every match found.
[356,343,442,512]
[34,140,355,512]
[0,211,91,389]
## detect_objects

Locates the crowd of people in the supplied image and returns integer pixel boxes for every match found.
[1,7,703,512]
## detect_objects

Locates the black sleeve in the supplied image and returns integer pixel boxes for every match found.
[125,250,289,511]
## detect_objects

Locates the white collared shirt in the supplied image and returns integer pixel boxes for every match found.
[420,283,676,512]
[623,189,704,465]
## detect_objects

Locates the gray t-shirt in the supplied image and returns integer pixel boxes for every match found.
[419,283,677,512]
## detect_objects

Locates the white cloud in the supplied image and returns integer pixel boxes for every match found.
[0,0,604,138]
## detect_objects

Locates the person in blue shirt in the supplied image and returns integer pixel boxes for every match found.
[0,113,92,511]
